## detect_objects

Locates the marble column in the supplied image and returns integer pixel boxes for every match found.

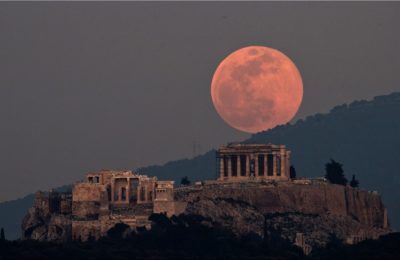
[219,157,225,179]
[273,152,277,176]
[118,186,122,202]
[264,154,268,176]
[227,157,232,178]
[280,151,285,178]
[137,186,141,203]
[384,208,388,229]
[145,185,149,202]
[126,178,130,202]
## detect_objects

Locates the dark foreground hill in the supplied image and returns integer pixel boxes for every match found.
[1,214,399,260]
[1,92,400,240]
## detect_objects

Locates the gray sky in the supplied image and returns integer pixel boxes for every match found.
[1,2,400,202]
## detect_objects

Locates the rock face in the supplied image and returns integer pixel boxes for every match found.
[22,180,391,246]
[175,180,390,246]
[21,193,72,242]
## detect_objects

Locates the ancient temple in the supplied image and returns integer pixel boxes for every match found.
[23,142,391,244]
[217,143,291,181]
[71,170,178,240]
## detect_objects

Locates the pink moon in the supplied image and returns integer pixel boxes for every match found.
[211,46,303,133]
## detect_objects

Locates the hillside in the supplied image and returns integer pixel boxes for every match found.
[1,92,400,240]
[142,92,400,230]
[174,181,390,247]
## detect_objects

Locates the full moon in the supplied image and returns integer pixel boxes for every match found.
[211,46,303,133]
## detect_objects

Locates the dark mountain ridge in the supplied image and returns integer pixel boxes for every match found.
[1,92,400,240]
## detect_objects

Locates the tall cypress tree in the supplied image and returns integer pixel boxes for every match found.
[350,174,360,188]
[289,165,297,179]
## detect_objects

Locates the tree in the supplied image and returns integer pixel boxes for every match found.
[350,174,359,188]
[0,227,5,241]
[107,223,130,240]
[180,176,191,186]
[289,166,297,179]
[325,159,347,185]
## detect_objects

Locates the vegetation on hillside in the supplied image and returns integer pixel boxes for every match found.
[0,214,399,259]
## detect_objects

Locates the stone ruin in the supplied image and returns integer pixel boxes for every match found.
[23,169,187,242]
[22,143,392,250]
[217,143,291,181]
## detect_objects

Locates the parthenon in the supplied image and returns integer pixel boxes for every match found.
[23,142,391,246]
[217,143,290,181]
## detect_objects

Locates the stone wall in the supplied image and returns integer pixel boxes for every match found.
[72,183,105,202]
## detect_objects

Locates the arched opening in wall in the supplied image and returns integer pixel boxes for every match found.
[121,187,126,201]
[95,176,100,183]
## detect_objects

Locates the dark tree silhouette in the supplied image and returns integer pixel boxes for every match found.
[289,166,297,179]
[180,176,191,185]
[350,174,360,188]
[325,159,348,185]
[0,227,4,240]
[107,223,130,240]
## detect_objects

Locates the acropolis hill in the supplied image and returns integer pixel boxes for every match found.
[22,143,391,249]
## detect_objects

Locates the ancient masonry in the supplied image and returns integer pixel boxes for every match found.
[23,143,391,249]
[73,170,187,240]
[26,170,185,241]
[217,143,290,181]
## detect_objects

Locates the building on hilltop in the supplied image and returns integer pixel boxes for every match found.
[70,170,182,241]
[22,143,295,242]
[217,143,291,181]
[22,143,390,244]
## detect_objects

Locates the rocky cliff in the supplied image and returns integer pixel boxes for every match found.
[21,191,72,242]
[22,180,391,246]
[175,180,390,247]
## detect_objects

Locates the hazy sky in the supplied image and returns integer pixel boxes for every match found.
[1,2,400,202]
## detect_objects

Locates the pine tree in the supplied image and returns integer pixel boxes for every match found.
[0,227,5,241]
[350,174,360,188]
[289,165,297,179]
[325,159,348,185]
